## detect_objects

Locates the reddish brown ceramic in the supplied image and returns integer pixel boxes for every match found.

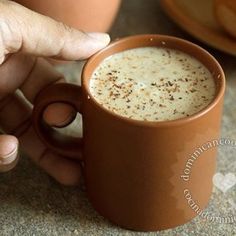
[14,0,121,32]
[32,35,225,231]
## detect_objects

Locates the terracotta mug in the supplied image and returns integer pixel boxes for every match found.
[32,35,225,231]
[14,0,121,32]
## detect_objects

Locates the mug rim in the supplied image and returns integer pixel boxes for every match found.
[82,34,225,127]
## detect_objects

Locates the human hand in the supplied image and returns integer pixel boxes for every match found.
[0,0,110,185]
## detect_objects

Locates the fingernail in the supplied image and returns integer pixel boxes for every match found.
[53,110,77,128]
[0,135,18,165]
[0,153,19,172]
[43,103,76,127]
[87,32,110,45]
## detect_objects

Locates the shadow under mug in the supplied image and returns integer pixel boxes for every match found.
[32,35,225,231]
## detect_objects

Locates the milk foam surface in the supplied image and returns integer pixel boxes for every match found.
[89,47,216,121]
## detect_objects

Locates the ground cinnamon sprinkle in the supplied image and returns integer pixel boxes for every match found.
[89,47,216,121]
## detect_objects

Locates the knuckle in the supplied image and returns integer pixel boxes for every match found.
[58,22,74,34]
[55,22,73,56]
[0,4,23,56]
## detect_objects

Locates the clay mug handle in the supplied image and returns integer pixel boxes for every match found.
[32,83,83,160]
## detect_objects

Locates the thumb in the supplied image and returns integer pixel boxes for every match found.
[0,135,19,172]
[0,0,110,61]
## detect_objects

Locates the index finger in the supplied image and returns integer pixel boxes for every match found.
[0,0,110,61]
